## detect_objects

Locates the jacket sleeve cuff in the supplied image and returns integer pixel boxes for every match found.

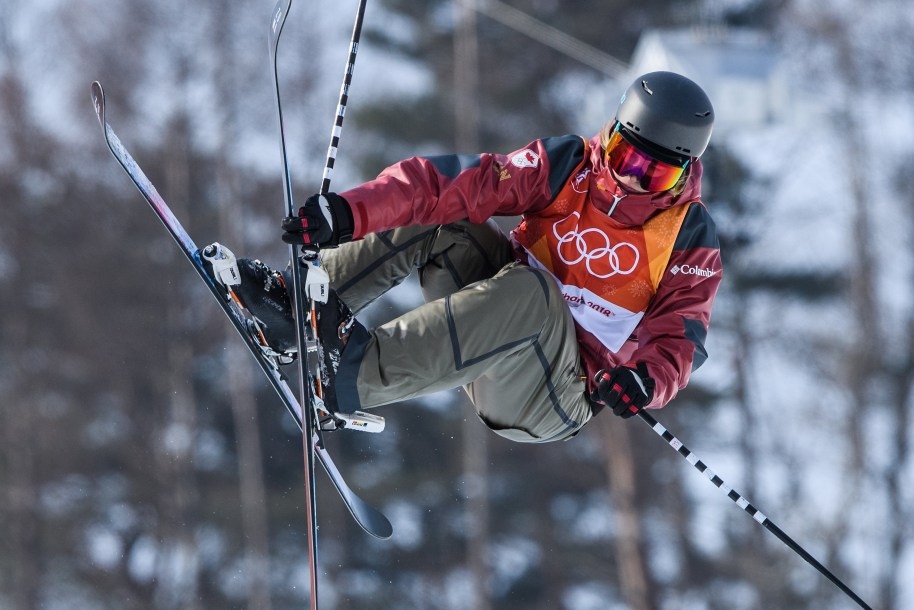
[344,196,371,240]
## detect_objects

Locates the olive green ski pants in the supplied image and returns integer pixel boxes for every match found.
[323,220,592,443]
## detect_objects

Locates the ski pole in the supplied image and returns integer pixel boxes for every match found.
[635,410,872,609]
[268,1,322,608]
[305,0,367,407]
[320,0,367,195]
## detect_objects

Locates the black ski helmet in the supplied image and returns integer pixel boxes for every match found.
[614,71,715,159]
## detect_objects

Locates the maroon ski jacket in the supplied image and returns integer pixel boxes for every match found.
[341,134,722,408]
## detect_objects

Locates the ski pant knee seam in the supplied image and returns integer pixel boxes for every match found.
[336,228,438,297]
[445,293,537,370]
[442,265,556,372]
[527,265,552,310]
[438,250,465,290]
[533,340,579,434]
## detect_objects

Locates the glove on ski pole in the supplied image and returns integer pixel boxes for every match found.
[282,192,354,248]
[590,363,655,418]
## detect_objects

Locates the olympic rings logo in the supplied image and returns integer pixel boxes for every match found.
[553,212,640,278]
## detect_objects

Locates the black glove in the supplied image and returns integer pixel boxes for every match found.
[590,363,655,419]
[281,192,354,249]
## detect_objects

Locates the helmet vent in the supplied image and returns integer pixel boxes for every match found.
[641,80,654,95]
[695,111,711,117]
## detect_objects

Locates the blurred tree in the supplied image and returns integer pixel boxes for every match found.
[777,1,914,607]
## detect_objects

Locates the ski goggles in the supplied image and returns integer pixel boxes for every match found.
[604,126,689,192]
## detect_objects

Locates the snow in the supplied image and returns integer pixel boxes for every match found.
[562,582,626,610]
[550,490,615,542]
[489,536,542,595]
[126,535,158,584]
[383,500,424,550]
[85,525,122,569]
[727,122,853,271]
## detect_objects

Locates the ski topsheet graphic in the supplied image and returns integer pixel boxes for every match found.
[90,81,392,540]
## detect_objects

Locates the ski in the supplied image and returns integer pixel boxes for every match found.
[90,81,392,540]
[269,2,324,603]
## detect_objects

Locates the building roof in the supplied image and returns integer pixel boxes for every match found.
[625,28,785,133]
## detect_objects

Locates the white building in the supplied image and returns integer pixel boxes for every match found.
[625,27,788,136]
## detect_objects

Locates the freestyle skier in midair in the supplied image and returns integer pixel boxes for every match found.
[234,70,722,443]
[95,62,873,607]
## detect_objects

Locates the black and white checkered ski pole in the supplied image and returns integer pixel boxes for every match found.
[320,0,366,196]
[303,0,367,402]
[637,410,872,610]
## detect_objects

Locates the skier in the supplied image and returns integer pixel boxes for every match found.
[235,70,722,443]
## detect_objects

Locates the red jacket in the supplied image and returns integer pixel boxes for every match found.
[341,134,722,408]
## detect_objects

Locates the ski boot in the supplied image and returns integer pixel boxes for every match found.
[310,284,362,414]
[202,243,383,432]
[233,257,365,413]
[234,258,300,362]
[201,244,297,366]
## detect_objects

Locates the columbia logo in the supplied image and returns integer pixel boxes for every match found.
[671,264,717,278]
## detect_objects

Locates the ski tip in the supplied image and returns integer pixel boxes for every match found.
[270,0,291,38]
[356,507,393,540]
[90,81,106,129]
[371,519,394,540]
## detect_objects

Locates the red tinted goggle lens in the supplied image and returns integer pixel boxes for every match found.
[605,130,686,192]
